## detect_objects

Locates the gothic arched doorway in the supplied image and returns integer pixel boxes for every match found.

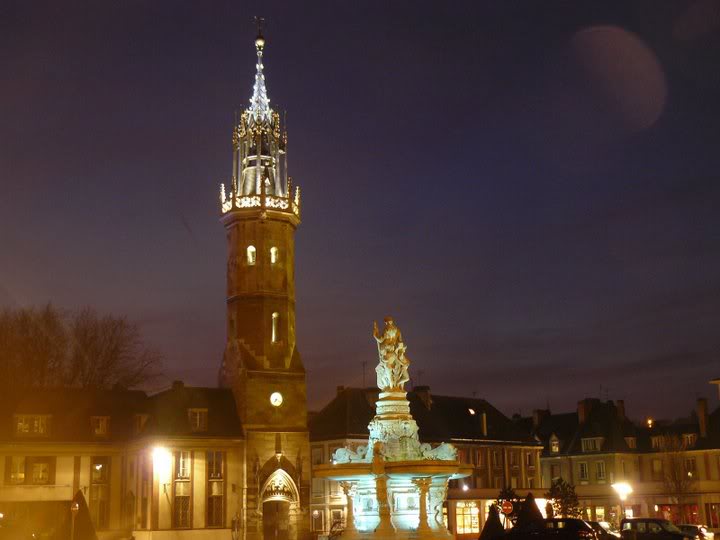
[260,468,300,540]
[263,500,290,540]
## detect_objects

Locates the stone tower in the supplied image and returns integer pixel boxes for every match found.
[219,28,310,540]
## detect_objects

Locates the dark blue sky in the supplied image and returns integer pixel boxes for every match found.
[2,1,719,421]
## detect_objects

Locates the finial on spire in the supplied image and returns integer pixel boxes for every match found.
[247,16,272,124]
[254,16,266,50]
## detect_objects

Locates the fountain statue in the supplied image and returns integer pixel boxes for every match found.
[312,317,472,539]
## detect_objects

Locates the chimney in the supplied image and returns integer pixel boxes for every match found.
[336,386,345,396]
[577,400,592,424]
[617,400,626,421]
[697,397,708,438]
[481,412,488,437]
[415,386,432,409]
[532,409,548,429]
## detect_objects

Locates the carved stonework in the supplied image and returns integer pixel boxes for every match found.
[373,317,410,393]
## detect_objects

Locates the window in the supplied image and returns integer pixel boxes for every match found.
[527,476,535,489]
[621,460,627,478]
[551,464,561,480]
[685,458,697,478]
[581,438,602,452]
[91,416,110,437]
[651,436,664,450]
[270,246,279,264]
[595,461,606,481]
[455,501,480,534]
[525,452,534,467]
[312,509,325,531]
[625,437,637,449]
[90,457,110,529]
[476,450,484,468]
[550,436,560,453]
[579,462,589,481]
[135,414,149,434]
[683,433,698,448]
[14,415,50,436]
[207,451,224,527]
[311,447,324,466]
[6,457,25,484]
[246,245,256,265]
[173,451,191,528]
[510,476,518,488]
[312,478,324,497]
[331,509,343,528]
[140,456,150,529]
[492,450,501,468]
[509,452,518,467]
[188,409,208,432]
[17,456,55,485]
[652,458,663,480]
[271,312,279,343]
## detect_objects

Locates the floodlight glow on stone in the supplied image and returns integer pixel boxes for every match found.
[270,392,283,407]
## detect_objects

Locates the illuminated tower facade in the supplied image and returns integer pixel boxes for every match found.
[219,30,309,540]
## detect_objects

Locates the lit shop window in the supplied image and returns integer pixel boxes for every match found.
[455,501,480,534]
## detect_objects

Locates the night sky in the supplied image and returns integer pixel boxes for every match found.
[3,1,720,421]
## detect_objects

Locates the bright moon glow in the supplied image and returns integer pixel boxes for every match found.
[270,391,283,406]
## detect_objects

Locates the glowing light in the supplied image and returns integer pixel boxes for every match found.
[647,417,654,428]
[247,246,257,265]
[152,446,172,483]
[312,510,319,518]
[270,247,279,264]
[468,408,476,415]
[462,484,469,492]
[612,482,633,501]
[94,464,103,471]
[271,312,279,343]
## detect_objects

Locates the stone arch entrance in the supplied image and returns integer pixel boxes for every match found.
[260,468,300,540]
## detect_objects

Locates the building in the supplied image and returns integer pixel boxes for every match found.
[0,30,311,540]
[525,397,720,527]
[308,385,543,539]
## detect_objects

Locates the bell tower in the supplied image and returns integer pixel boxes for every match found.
[218,26,310,540]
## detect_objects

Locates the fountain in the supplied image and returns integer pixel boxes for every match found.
[312,317,472,539]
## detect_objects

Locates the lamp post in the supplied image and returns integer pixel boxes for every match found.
[611,482,633,522]
[70,501,79,540]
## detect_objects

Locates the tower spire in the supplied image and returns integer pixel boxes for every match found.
[248,17,271,125]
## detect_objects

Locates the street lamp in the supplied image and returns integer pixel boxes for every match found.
[612,482,633,521]
[70,501,80,540]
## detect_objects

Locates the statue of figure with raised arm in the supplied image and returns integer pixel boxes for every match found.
[373,317,411,392]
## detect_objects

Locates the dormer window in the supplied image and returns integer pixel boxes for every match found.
[682,433,697,448]
[15,415,50,437]
[651,436,665,450]
[91,416,110,437]
[581,437,603,452]
[625,437,637,449]
[188,408,208,432]
[246,245,257,265]
[550,435,560,453]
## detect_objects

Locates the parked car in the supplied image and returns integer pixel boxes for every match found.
[505,518,599,539]
[678,525,714,540]
[620,518,694,540]
[588,521,621,539]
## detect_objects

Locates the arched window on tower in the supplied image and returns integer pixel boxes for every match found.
[246,246,256,265]
[270,247,279,264]
[271,312,279,343]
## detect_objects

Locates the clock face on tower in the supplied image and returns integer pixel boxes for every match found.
[270,391,283,407]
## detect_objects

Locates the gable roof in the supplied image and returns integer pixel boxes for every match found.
[309,387,539,446]
[0,382,243,443]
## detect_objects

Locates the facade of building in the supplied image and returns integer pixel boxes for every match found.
[308,386,543,539]
[526,397,720,528]
[0,31,311,540]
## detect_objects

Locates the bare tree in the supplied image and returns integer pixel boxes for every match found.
[661,433,697,522]
[0,305,161,394]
